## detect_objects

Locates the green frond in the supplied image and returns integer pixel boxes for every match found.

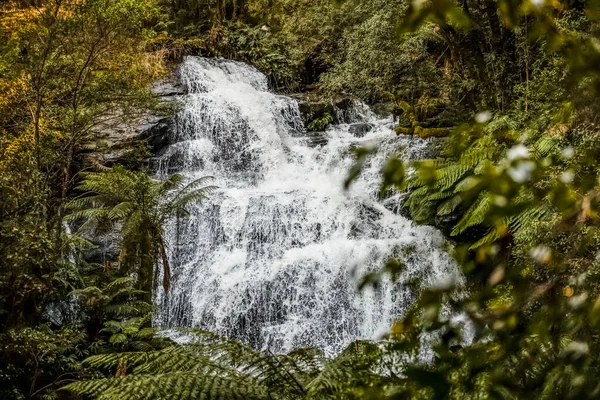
[67,195,105,211]
[104,301,153,318]
[156,173,186,196]
[437,194,463,216]
[508,203,552,233]
[170,176,217,200]
[169,186,219,214]
[532,136,558,160]
[104,277,138,292]
[64,207,112,223]
[451,192,491,236]
[72,286,104,298]
[61,231,96,251]
[454,176,482,193]
[427,190,453,201]
[474,159,494,175]
[108,202,135,220]
[306,341,383,399]
[433,163,473,191]
[63,372,270,400]
[109,333,128,344]
[469,226,503,250]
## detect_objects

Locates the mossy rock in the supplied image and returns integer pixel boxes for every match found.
[414,126,450,139]
[395,126,413,136]
[395,125,450,138]
[297,101,334,131]
[371,101,397,118]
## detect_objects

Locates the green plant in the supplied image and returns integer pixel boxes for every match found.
[61,330,392,400]
[67,166,217,296]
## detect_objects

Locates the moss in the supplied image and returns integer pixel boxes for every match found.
[395,126,413,136]
[414,126,451,139]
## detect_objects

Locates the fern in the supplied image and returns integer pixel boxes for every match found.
[61,334,396,400]
[437,194,463,216]
[451,191,492,236]
[67,166,216,294]
[64,372,270,400]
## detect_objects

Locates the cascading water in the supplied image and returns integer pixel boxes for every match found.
[154,57,463,355]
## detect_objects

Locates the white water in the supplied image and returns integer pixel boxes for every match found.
[154,57,463,355]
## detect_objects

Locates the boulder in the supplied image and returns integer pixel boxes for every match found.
[371,101,396,118]
[348,123,373,138]
[296,99,334,132]
[87,73,182,166]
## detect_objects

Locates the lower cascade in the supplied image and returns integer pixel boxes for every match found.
[154,57,463,355]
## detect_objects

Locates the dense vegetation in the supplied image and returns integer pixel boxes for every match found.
[2,0,600,398]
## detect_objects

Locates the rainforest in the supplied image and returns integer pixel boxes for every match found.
[1,0,600,398]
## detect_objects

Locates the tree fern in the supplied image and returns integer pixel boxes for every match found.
[451,191,492,236]
[67,165,216,294]
[64,372,270,400]
[61,333,398,400]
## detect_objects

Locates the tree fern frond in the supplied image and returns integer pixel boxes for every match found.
[427,190,453,201]
[451,192,491,236]
[532,136,557,160]
[63,372,270,400]
[104,301,153,318]
[108,202,135,220]
[469,227,502,249]
[170,176,217,202]
[156,173,186,196]
[169,186,219,214]
[509,203,552,233]
[437,195,463,216]
[104,277,137,292]
[306,341,383,398]
[433,163,473,191]
[454,176,482,193]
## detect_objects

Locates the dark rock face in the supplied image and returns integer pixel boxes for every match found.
[348,123,373,138]
[371,102,396,118]
[81,74,183,264]
[289,93,356,132]
[84,229,121,265]
[152,78,185,98]
[139,117,174,155]
[88,73,182,166]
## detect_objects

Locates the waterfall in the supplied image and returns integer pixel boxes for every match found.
[154,57,463,355]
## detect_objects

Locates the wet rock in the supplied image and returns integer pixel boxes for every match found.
[296,100,333,132]
[420,106,466,128]
[290,93,357,131]
[348,123,373,138]
[139,117,174,154]
[88,73,182,166]
[84,229,121,265]
[152,78,185,98]
[371,101,396,118]
[349,203,383,239]
[303,132,328,147]
[332,97,353,112]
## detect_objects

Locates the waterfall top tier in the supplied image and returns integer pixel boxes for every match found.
[155,57,462,355]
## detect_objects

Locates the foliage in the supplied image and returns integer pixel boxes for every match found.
[307,112,333,132]
[62,330,393,400]
[0,1,192,398]
[0,326,88,399]
[357,0,600,397]
[67,166,217,296]
[0,0,165,332]
[4,0,600,398]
